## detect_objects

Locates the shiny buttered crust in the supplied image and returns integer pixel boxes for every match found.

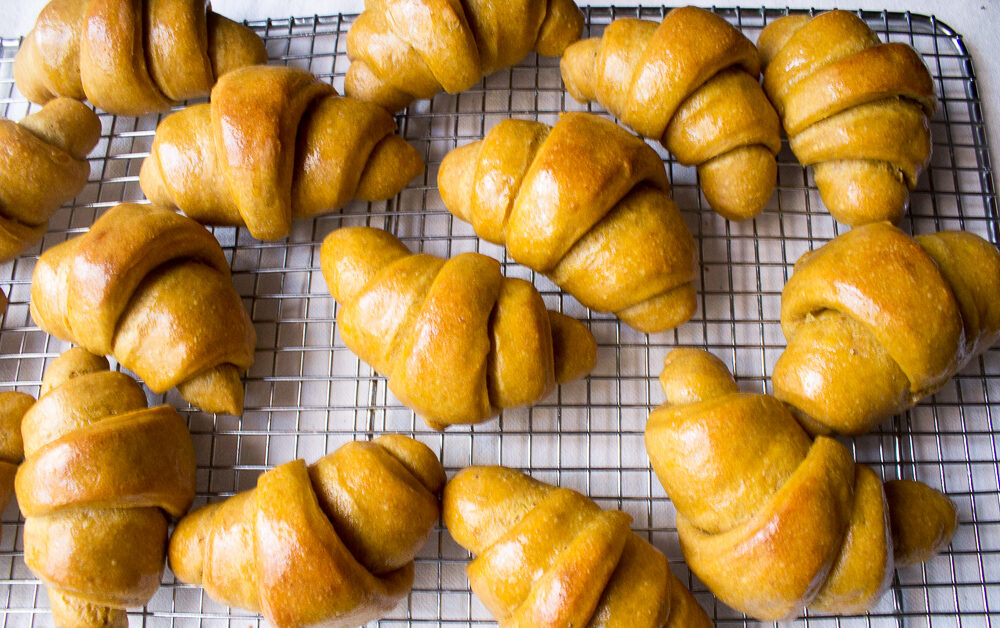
[320,226,596,429]
[773,222,1000,435]
[29,203,257,415]
[758,11,936,225]
[443,465,712,627]
[0,98,100,263]
[645,348,958,620]
[169,435,445,628]
[14,348,196,628]
[345,0,584,111]
[14,0,266,116]
[560,7,781,220]
[140,65,425,240]
[438,112,698,333]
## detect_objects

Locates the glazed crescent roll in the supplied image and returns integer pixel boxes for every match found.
[443,465,712,627]
[30,202,257,415]
[0,98,100,262]
[169,435,445,628]
[561,7,781,220]
[773,222,1000,435]
[758,11,936,225]
[15,0,266,116]
[646,348,958,620]
[321,227,596,429]
[345,0,584,112]
[438,112,697,333]
[0,391,33,541]
[16,347,197,628]
[140,65,424,241]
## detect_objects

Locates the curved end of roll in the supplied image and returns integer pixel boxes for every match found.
[699,146,777,221]
[559,38,600,103]
[138,152,173,209]
[177,364,245,416]
[374,434,446,494]
[355,135,425,202]
[443,466,550,554]
[206,13,267,81]
[0,391,33,464]
[659,348,739,406]
[536,0,585,57]
[30,238,77,341]
[319,226,411,305]
[40,347,109,396]
[437,141,481,226]
[884,479,958,567]
[49,590,127,628]
[814,160,908,226]
[547,311,596,385]
[12,35,54,106]
[168,501,221,586]
[345,62,415,114]
[20,98,101,161]
[617,282,697,334]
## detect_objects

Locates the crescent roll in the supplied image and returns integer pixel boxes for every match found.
[15,0,266,116]
[758,11,936,224]
[30,203,257,415]
[16,347,196,628]
[561,7,781,220]
[169,435,445,628]
[646,348,958,620]
[438,112,698,333]
[345,0,584,112]
[444,465,712,627]
[0,98,100,262]
[140,65,424,241]
[320,226,596,429]
[773,222,1000,435]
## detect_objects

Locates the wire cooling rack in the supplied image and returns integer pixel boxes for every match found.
[0,5,997,627]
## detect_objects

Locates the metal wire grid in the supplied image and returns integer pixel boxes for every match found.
[0,4,996,627]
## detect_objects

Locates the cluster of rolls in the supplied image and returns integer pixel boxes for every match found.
[0,1,993,627]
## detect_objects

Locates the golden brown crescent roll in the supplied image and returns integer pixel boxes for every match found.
[321,226,596,430]
[0,98,100,263]
[438,112,697,333]
[16,347,197,628]
[443,465,712,627]
[646,348,958,621]
[345,0,584,112]
[140,65,424,241]
[29,202,257,415]
[758,11,936,225]
[14,0,266,116]
[169,434,445,628]
[560,7,781,220]
[773,222,1000,436]
[0,391,33,541]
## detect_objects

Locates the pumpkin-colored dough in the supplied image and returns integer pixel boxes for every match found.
[345,0,584,112]
[169,434,445,628]
[15,0,266,116]
[438,112,697,333]
[773,222,1000,435]
[15,348,196,628]
[758,11,936,225]
[29,203,257,415]
[140,65,424,241]
[645,347,959,620]
[320,226,596,429]
[561,7,781,220]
